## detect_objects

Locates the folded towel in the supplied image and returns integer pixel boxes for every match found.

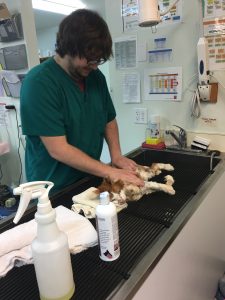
[0,205,97,277]
[71,187,127,218]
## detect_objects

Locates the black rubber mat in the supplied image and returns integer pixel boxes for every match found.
[0,253,124,300]
[84,213,165,277]
[0,149,221,300]
[0,214,165,300]
[125,190,193,227]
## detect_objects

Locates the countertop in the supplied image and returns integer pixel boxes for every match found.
[0,148,225,300]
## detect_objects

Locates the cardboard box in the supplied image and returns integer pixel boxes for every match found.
[0,3,11,20]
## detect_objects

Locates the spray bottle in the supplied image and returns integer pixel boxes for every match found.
[96,191,120,261]
[13,181,75,300]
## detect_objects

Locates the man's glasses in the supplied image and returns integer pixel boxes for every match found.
[86,58,106,66]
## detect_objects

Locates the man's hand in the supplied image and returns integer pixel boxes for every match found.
[112,155,137,171]
[108,165,144,187]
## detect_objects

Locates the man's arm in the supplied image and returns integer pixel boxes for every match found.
[40,135,143,185]
[104,119,137,171]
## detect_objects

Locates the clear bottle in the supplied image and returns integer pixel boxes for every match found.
[149,115,160,138]
[96,191,120,261]
[13,181,75,300]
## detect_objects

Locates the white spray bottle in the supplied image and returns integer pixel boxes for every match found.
[13,181,75,300]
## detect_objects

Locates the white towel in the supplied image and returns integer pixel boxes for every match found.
[0,205,97,277]
[71,187,127,218]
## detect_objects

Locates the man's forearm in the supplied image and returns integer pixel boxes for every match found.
[41,135,143,185]
[41,136,113,178]
[104,119,122,162]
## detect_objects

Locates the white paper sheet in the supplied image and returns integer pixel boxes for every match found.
[204,0,225,18]
[114,36,137,69]
[0,102,8,126]
[158,0,182,25]
[203,17,225,71]
[121,0,139,31]
[122,72,140,103]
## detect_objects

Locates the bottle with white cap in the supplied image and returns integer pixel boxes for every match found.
[96,191,120,261]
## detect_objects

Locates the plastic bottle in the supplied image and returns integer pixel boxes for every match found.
[149,115,160,138]
[96,191,120,261]
[13,181,75,300]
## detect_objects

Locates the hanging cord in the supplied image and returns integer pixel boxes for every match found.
[181,73,201,118]
[121,0,125,32]
[19,125,26,151]
[191,86,201,118]
[182,73,198,96]
[0,108,11,184]
[5,105,23,185]
[14,108,23,185]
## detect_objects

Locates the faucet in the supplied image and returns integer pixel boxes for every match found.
[166,125,187,148]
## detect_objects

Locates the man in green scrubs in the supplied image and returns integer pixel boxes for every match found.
[20,9,143,193]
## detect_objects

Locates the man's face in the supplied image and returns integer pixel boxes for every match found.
[67,56,100,80]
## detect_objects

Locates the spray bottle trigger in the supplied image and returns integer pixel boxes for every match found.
[13,189,33,224]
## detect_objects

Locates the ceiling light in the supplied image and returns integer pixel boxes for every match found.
[32,0,86,15]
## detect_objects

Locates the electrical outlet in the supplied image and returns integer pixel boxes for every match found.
[134,108,148,124]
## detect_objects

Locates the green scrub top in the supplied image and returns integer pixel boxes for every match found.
[20,57,116,193]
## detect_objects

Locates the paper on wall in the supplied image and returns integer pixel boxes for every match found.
[203,17,225,71]
[122,72,140,103]
[204,0,225,19]
[144,67,182,101]
[114,36,137,69]
[0,102,8,126]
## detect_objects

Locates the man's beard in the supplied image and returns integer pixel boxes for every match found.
[67,58,91,81]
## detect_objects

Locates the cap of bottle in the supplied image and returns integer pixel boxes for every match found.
[99,191,110,205]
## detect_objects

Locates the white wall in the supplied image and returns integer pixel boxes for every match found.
[36,26,57,58]
[105,0,225,154]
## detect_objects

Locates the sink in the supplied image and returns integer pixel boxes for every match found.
[128,148,222,195]
[129,148,221,171]
[166,145,203,153]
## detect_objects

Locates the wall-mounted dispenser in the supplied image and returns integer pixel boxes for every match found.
[197,37,218,102]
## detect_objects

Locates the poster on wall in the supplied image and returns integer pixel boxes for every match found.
[122,72,141,103]
[203,17,225,36]
[144,66,182,101]
[121,0,139,31]
[158,0,182,25]
[203,17,225,71]
[121,0,182,32]
[114,36,137,69]
[204,0,225,19]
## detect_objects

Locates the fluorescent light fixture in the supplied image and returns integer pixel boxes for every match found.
[32,0,86,15]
